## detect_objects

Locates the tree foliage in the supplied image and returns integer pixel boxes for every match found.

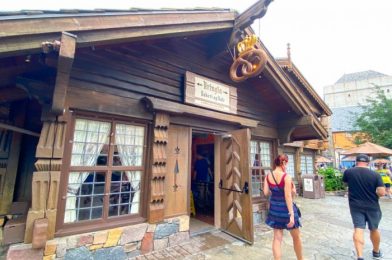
[355,89,392,148]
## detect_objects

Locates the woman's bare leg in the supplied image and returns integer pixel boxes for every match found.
[272,229,284,260]
[289,228,303,260]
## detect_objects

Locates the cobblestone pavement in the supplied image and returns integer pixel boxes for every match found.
[201,196,392,260]
[140,196,392,260]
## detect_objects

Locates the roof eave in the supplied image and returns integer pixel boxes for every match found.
[277,59,332,116]
[0,10,236,58]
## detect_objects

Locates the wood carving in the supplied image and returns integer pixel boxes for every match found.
[220,129,253,243]
[230,35,267,83]
[36,121,66,158]
[149,112,170,223]
[31,172,49,211]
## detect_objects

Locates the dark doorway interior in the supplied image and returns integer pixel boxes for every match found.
[190,132,215,234]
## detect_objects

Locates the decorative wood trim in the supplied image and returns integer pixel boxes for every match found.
[148,112,170,223]
[36,121,67,158]
[31,171,49,211]
[25,117,68,242]
[142,96,258,128]
[47,172,61,210]
[34,159,62,172]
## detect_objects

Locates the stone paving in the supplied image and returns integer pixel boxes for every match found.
[2,196,392,259]
[197,196,392,260]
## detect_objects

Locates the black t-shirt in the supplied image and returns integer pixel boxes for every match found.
[343,167,384,210]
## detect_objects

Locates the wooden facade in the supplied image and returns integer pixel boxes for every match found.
[0,4,330,253]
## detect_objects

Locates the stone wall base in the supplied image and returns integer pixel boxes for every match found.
[6,215,190,260]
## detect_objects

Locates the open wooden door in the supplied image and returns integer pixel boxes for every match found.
[219,128,253,244]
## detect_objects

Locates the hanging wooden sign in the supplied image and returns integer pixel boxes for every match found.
[185,71,237,114]
[230,35,267,83]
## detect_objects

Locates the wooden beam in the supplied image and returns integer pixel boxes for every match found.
[229,0,273,47]
[51,32,77,115]
[0,19,234,58]
[67,87,153,121]
[0,12,235,38]
[0,122,40,137]
[142,96,258,128]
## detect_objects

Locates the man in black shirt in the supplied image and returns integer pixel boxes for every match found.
[343,154,385,260]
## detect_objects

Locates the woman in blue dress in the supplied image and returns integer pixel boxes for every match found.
[263,154,303,260]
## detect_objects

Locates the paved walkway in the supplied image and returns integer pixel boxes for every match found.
[139,196,392,260]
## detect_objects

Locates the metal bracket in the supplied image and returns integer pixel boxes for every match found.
[219,179,249,194]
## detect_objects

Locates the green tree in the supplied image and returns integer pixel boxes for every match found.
[355,88,392,148]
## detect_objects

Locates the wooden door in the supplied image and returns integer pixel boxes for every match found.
[164,125,191,217]
[220,128,253,244]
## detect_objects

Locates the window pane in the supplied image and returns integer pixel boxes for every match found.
[71,119,111,166]
[306,156,314,174]
[64,172,105,223]
[259,142,271,167]
[250,141,258,166]
[109,171,141,217]
[300,156,307,174]
[286,154,295,178]
[114,124,145,167]
[251,169,261,197]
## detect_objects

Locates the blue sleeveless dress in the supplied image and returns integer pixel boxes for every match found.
[265,173,301,230]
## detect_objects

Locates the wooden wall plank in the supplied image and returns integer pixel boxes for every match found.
[66,87,153,121]
[67,35,279,125]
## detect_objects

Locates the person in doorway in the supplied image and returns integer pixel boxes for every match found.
[343,154,386,260]
[193,152,212,210]
[263,154,303,260]
[375,163,392,199]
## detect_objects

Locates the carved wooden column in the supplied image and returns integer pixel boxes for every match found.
[148,112,169,223]
[25,119,67,243]
[24,31,76,244]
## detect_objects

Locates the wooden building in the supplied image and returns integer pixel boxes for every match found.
[0,2,330,258]
[275,48,332,191]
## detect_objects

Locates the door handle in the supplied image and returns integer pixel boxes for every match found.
[219,179,249,194]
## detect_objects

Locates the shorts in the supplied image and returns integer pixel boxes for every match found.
[385,183,391,188]
[350,207,382,230]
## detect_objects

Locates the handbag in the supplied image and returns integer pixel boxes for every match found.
[270,172,302,218]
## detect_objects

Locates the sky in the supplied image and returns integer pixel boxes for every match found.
[2,0,392,96]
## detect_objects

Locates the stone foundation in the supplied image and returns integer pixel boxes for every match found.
[6,215,190,260]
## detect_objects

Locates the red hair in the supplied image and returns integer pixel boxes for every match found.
[274,154,288,169]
